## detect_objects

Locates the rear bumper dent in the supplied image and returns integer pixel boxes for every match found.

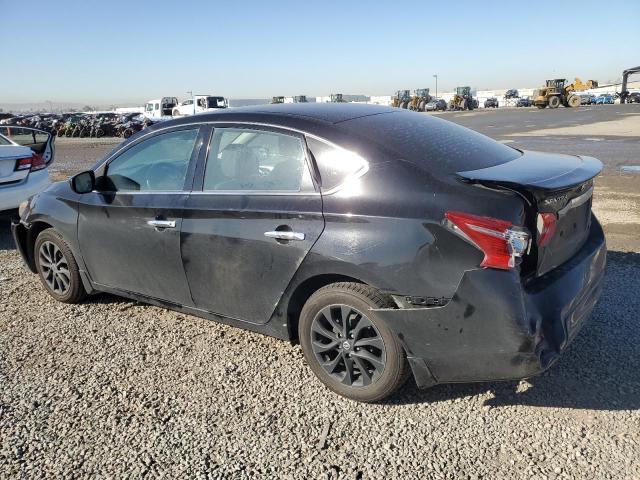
[374,219,606,388]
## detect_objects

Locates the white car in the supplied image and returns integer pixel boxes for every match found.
[0,126,54,212]
[142,97,179,120]
[172,95,228,116]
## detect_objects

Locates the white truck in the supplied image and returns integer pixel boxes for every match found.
[142,97,179,120]
[172,95,228,117]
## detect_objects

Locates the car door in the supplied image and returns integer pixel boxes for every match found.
[181,124,324,324]
[77,126,204,304]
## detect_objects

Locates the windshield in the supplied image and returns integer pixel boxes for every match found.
[207,97,226,108]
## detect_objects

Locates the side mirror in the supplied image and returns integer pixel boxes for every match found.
[70,170,95,194]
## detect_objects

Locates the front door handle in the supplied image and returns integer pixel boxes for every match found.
[264,231,305,241]
[147,219,176,229]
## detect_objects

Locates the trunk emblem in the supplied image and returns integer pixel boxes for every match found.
[542,194,567,207]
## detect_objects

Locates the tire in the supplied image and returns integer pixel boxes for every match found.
[568,95,580,107]
[34,229,87,304]
[419,100,425,111]
[298,282,410,402]
[548,96,560,109]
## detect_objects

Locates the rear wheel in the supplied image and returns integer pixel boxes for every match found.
[548,96,561,108]
[299,282,409,402]
[567,94,581,107]
[34,229,87,304]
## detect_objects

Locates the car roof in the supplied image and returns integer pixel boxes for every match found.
[175,103,397,126]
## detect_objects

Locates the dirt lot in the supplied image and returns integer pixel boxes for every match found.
[1,107,639,479]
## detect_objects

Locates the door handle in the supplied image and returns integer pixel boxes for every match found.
[264,231,305,241]
[147,219,176,229]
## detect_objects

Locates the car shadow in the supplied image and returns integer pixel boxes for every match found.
[385,251,640,411]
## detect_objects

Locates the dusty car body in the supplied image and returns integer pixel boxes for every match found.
[12,104,606,401]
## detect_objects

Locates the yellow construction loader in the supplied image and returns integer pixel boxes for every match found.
[532,79,581,109]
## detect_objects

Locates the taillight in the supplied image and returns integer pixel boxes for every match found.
[15,155,33,171]
[445,211,530,270]
[29,153,47,171]
[537,213,557,247]
[14,153,47,172]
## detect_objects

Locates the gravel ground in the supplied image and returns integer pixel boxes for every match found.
[0,221,639,478]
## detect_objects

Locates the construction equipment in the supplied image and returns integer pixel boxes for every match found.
[620,66,640,103]
[391,90,411,108]
[532,79,581,109]
[271,96,285,104]
[409,88,433,111]
[330,94,345,103]
[569,78,599,91]
[293,95,307,103]
[448,87,475,111]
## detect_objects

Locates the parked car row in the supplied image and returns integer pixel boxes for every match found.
[0,112,156,139]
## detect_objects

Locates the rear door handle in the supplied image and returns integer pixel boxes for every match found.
[147,219,176,229]
[264,231,305,241]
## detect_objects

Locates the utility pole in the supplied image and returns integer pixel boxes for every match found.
[433,75,438,99]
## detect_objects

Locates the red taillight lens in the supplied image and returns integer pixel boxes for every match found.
[445,211,530,270]
[537,213,557,247]
[15,155,33,171]
[29,153,47,171]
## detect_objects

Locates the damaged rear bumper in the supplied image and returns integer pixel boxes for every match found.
[373,219,606,388]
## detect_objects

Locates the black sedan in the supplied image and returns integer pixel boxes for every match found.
[516,97,532,107]
[12,104,606,402]
[484,97,499,108]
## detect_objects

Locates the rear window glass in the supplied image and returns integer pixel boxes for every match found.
[342,111,520,173]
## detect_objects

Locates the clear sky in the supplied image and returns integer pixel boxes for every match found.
[1,0,638,105]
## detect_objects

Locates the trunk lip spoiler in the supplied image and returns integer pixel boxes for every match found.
[557,185,594,217]
[455,150,603,191]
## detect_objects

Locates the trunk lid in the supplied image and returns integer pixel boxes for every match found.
[457,150,602,276]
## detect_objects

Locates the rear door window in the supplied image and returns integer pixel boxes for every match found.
[203,128,308,192]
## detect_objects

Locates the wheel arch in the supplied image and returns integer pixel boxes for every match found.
[23,220,55,272]
[285,273,365,342]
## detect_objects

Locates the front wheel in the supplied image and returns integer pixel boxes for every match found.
[299,282,409,402]
[548,96,561,108]
[34,229,87,304]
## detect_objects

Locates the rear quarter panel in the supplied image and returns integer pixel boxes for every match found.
[300,158,527,299]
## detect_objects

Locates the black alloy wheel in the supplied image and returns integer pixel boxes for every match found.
[310,304,386,387]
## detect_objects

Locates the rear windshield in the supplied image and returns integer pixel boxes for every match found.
[342,111,520,173]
